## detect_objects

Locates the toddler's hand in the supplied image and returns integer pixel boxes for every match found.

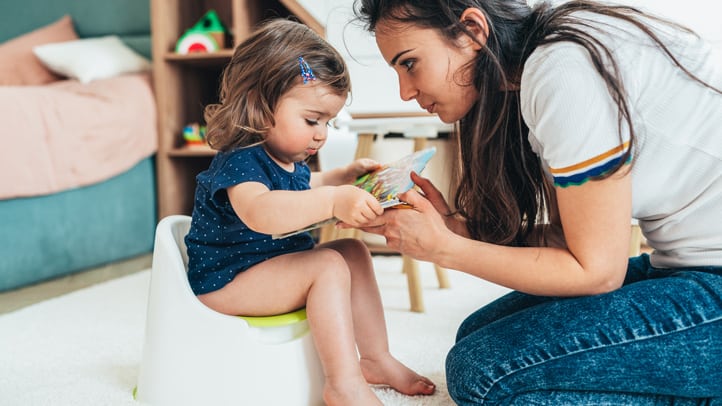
[344,158,381,184]
[332,184,383,226]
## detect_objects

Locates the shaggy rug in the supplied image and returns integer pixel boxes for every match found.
[0,255,509,405]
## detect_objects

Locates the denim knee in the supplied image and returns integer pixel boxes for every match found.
[445,342,471,404]
[446,340,490,405]
[455,291,554,343]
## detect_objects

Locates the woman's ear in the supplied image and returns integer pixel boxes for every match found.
[459,7,490,50]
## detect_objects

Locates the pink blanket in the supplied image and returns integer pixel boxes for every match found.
[0,73,157,199]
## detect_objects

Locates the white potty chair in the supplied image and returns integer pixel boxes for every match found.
[135,215,325,406]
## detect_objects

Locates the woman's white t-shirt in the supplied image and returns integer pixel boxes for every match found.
[520,12,722,268]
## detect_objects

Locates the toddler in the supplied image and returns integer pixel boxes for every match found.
[184,19,435,405]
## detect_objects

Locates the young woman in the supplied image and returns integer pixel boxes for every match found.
[184,19,435,405]
[353,0,722,404]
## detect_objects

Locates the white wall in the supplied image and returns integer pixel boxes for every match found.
[623,0,722,46]
[324,2,423,115]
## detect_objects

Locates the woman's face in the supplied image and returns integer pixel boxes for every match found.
[374,20,481,123]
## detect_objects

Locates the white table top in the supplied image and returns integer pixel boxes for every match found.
[337,114,453,138]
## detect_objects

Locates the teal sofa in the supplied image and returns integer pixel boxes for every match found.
[0,0,156,292]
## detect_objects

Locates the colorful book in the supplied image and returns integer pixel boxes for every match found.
[272,147,437,240]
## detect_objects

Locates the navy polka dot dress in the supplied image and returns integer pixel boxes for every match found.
[185,145,315,295]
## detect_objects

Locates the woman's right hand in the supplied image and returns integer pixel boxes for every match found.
[408,172,468,238]
[357,173,465,262]
[361,187,450,262]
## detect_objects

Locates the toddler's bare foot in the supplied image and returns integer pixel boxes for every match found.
[323,377,383,406]
[360,353,436,396]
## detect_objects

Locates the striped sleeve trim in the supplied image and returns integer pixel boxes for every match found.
[550,142,630,187]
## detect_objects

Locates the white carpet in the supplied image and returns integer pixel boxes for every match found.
[0,256,509,406]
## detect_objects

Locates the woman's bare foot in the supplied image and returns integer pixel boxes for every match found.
[323,377,383,406]
[360,353,436,396]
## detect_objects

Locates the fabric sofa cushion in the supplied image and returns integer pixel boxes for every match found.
[33,35,151,84]
[0,15,78,86]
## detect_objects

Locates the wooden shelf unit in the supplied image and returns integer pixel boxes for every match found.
[151,0,323,218]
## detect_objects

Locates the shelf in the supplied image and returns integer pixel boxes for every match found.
[153,0,326,218]
[164,49,233,66]
[168,145,216,157]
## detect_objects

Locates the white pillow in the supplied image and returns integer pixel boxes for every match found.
[33,35,151,83]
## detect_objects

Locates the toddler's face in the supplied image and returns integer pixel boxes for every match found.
[264,82,347,170]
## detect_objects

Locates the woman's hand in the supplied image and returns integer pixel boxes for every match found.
[409,172,448,213]
[360,188,450,262]
[408,173,469,237]
[357,173,458,262]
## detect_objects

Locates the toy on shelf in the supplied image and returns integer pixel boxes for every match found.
[182,123,207,147]
[175,10,228,54]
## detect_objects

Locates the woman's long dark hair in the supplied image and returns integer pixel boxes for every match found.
[355,0,719,246]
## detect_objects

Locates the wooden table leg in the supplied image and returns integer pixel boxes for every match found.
[629,224,642,256]
[355,132,375,160]
[412,136,452,293]
[412,137,428,151]
[435,264,451,289]
[403,255,424,312]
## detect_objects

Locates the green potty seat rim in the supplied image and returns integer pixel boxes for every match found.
[238,308,307,327]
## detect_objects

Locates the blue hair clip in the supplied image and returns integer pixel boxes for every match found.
[298,56,316,84]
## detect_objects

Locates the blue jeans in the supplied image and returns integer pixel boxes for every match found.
[446,254,722,405]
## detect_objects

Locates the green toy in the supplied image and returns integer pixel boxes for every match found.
[175,10,228,54]
[182,122,207,147]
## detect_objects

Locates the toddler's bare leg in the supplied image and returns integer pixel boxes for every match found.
[321,239,436,396]
[302,248,383,405]
[197,248,381,406]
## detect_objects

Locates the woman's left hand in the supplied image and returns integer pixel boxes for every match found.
[358,187,452,262]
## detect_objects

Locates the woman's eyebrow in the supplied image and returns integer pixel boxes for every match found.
[390,49,414,66]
